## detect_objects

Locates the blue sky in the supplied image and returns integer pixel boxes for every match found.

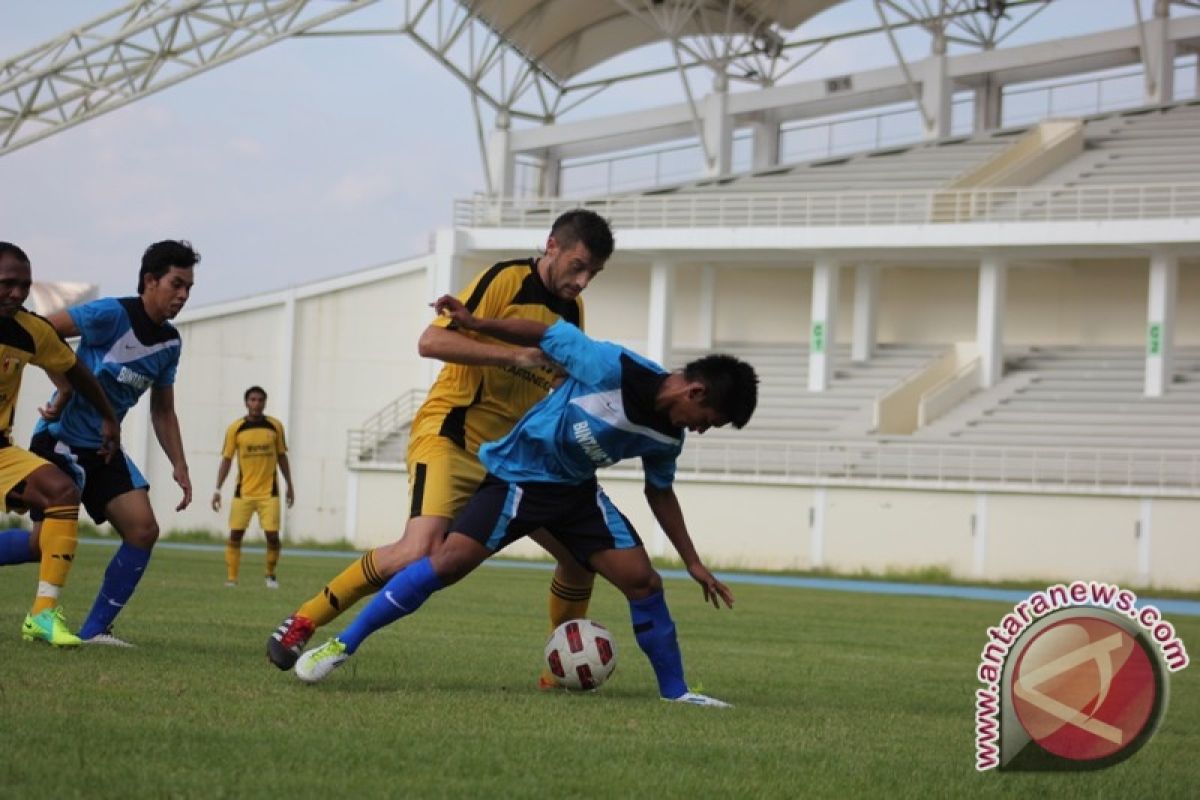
[0,1,1167,306]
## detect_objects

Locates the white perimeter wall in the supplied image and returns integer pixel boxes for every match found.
[9,249,1198,589]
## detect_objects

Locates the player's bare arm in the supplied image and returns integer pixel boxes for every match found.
[150,385,192,511]
[62,360,121,462]
[212,456,232,512]
[37,370,73,421]
[644,483,734,610]
[432,295,550,347]
[278,452,295,508]
[418,322,549,370]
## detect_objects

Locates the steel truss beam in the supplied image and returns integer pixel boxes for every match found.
[0,0,380,157]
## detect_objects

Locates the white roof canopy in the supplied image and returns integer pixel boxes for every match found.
[465,0,843,82]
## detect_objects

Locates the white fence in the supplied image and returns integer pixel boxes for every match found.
[608,439,1200,496]
[454,183,1200,229]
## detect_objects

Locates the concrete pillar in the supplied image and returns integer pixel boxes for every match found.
[808,257,839,392]
[976,256,1007,388]
[973,493,989,580]
[1143,1,1176,106]
[750,112,780,171]
[809,487,827,569]
[703,75,734,177]
[486,113,514,196]
[851,264,879,363]
[921,35,953,140]
[1138,498,1153,586]
[647,259,676,367]
[974,75,1003,132]
[539,152,561,197]
[1144,251,1178,397]
[697,264,716,350]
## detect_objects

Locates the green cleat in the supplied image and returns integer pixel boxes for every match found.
[295,638,349,683]
[22,607,82,647]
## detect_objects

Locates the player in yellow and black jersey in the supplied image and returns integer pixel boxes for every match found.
[212,386,293,588]
[0,242,121,647]
[268,210,614,685]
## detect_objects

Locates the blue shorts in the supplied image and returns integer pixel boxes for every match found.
[451,474,643,568]
[29,430,148,524]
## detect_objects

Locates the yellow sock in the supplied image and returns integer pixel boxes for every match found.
[265,542,280,577]
[548,576,593,632]
[32,506,79,615]
[225,540,242,583]
[296,550,385,627]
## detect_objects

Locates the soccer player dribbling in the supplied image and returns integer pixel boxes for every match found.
[267,210,614,691]
[295,294,758,707]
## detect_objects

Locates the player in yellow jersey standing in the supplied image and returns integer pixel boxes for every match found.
[213,385,293,588]
[0,242,121,646]
[267,210,613,689]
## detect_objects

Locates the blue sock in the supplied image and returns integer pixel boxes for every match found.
[0,528,35,566]
[339,556,443,654]
[629,591,688,699]
[78,542,153,639]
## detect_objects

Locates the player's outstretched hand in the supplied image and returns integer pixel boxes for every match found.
[431,294,477,329]
[174,465,193,511]
[211,491,222,512]
[688,562,734,609]
[98,418,122,464]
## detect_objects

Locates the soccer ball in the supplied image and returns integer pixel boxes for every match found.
[544,619,618,691]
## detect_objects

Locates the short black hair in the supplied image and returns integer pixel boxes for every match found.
[0,242,30,265]
[549,209,614,263]
[244,386,267,402]
[684,354,759,429]
[138,240,200,293]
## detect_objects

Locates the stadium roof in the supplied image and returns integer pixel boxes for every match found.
[464,0,842,82]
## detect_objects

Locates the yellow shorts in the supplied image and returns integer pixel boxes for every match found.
[406,434,485,520]
[229,495,281,531]
[0,445,54,513]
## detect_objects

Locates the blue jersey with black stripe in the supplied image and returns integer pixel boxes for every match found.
[34,297,181,449]
[479,320,683,488]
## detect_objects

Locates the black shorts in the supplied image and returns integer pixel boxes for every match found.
[451,474,642,568]
[29,430,148,524]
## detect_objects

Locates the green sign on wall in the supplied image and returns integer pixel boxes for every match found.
[1148,322,1162,356]
[811,321,826,354]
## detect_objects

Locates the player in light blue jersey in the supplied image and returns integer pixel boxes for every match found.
[0,240,197,646]
[296,295,758,707]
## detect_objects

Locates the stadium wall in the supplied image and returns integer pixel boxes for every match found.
[9,248,1197,588]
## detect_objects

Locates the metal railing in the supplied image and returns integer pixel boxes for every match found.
[607,439,1200,495]
[454,183,1200,229]
[346,388,425,464]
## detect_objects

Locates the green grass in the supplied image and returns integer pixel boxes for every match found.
[1,543,1197,799]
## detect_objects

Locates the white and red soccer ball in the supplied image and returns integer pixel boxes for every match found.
[544,619,618,691]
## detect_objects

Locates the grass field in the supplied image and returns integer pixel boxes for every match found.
[1,541,1197,799]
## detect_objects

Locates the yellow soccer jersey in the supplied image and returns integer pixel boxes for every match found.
[411,258,584,455]
[222,415,288,498]
[0,310,77,443]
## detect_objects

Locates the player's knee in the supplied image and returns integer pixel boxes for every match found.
[621,569,663,600]
[229,530,245,544]
[554,557,594,586]
[42,478,81,509]
[126,520,160,549]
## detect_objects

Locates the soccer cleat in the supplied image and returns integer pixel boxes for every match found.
[224,580,237,588]
[22,607,82,647]
[81,626,135,648]
[267,614,315,671]
[665,691,733,708]
[295,638,349,683]
[537,673,561,691]
[265,576,279,589]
